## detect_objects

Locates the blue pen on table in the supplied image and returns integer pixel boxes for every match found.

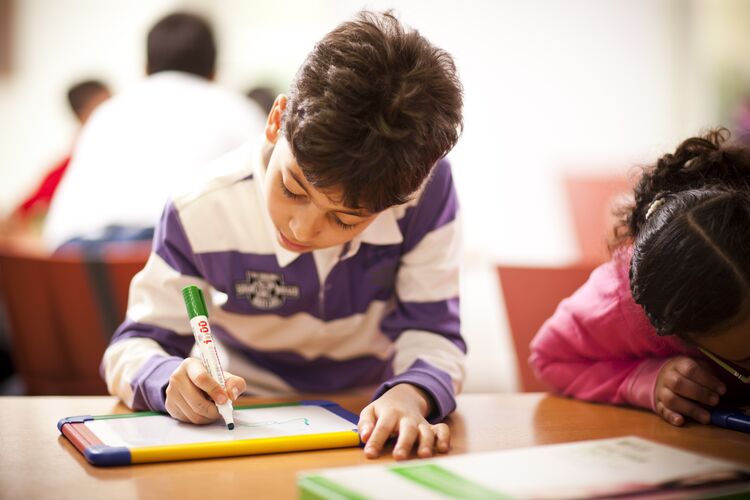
[182,285,235,430]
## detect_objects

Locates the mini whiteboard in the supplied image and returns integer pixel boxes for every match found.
[58,400,360,466]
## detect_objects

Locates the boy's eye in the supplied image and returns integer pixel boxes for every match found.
[333,217,357,231]
[280,179,305,200]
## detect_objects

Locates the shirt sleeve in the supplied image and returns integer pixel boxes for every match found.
[528,257,672,411]
[373,160,466,423]
[101,201,207,412]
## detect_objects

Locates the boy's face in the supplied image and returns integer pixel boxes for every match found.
[263,97,377,253]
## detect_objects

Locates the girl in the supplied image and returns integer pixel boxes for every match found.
[530,128,750,426]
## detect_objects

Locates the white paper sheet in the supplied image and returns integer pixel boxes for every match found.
[300,437,750,500]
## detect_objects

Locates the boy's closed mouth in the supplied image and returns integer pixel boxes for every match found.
[278,231,313,252]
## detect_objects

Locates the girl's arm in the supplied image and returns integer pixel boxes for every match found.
[529,259,675,411]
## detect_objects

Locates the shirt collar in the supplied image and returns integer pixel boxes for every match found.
[251,138,404,266]
[333,207,403,261]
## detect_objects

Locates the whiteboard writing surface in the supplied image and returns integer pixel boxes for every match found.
[86,404,356,448]
[58,400,361,466]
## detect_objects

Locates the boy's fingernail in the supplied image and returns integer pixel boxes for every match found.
[718,385,726,395]
[709,395,719,405]
[360,425,369,436]
[216,394,227,405]
[231,388,239,400]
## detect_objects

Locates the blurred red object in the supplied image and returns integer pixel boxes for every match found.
[497,263,597,392]
[564,174,632,264]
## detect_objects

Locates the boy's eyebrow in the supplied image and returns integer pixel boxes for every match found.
[287,170,370,217]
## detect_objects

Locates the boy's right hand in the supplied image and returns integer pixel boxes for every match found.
[165,357,247,424]
[654,356,726,426]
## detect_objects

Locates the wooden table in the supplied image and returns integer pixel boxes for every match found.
[1,393,748,499]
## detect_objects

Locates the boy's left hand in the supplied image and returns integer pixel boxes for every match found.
[358,383,450,460]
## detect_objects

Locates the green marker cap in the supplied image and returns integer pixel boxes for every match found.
[182,285,208,319]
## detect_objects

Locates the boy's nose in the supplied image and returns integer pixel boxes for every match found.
[289,211,320,243]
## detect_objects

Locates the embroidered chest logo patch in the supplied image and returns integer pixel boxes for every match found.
[234,271,300,310]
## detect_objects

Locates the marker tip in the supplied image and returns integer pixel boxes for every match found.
[227,423,235,430]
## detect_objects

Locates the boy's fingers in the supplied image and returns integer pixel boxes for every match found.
[165,390,187,422]
[416,423,436,458]
[660,388,710,424]
[665,371,720,406]
[223,372,246,401]
[434,423,451,453]
[657,401,684,426]
[185,359,227,404]
[170,390,213,425]
[393,420,419,461]
[358,406,376,442]
[168,404,188,423]
[364,413,398,459]
[674,358,726,394]
[181,378,220,420]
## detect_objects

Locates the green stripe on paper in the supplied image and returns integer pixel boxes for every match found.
[298,475,368,500]
[390,463,513,499]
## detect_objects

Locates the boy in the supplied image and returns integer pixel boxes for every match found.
[102,11,464,460]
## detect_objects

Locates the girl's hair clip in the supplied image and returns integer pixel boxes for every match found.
[645,196,668,220]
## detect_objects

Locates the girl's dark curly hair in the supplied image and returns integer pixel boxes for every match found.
[614,128,750,337]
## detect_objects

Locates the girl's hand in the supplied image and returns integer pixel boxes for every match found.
[358,384,450,460]
[654,356,726,426]
[165,357,246,424]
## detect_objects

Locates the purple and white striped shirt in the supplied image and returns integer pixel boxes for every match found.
[102,138,465,422]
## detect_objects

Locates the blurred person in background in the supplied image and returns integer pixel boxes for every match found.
[0,80,110,247]
[246,85,276,115]
[43,12,266,251]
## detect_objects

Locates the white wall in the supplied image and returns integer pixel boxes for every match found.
[0,0,740,393]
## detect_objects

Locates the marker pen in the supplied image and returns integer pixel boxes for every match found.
[182,285,235,430]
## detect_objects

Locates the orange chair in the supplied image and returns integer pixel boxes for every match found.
[564,174,632,263]
[497,263,597,392]
[0,245,148,394]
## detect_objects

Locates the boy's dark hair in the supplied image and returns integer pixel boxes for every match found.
[282,11,463,213]
[616,128,750,338]
[146,12,216,78]
[67,80,109,118]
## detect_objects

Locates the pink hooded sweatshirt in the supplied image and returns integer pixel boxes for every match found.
[529,251,695,411]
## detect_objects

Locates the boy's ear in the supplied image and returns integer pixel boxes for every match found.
[265,95,287,144]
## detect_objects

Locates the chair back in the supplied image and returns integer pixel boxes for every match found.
[0,245,148,394]
[497,263,597,392]
[564,175,631,263]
